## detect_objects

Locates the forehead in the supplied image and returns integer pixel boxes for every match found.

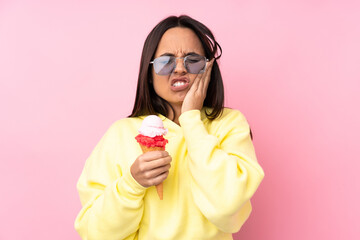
[155,27,205,57]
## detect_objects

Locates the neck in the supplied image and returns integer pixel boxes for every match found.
[167,103,182,125]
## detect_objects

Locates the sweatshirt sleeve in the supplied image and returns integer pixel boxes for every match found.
[179,109,265,233]
[74,122,147,240]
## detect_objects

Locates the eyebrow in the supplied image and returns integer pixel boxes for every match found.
[159,52,199,57]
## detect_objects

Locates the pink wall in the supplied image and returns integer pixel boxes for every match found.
[1,0,359,239]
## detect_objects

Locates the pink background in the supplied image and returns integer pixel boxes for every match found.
[1,0,359,239]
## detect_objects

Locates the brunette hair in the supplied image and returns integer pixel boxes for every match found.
[129,15,224,120]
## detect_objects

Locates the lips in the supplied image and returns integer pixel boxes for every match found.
[170,77,190,91]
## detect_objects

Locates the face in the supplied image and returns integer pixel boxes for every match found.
[151,27,205,109]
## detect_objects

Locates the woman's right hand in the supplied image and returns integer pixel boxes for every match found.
[130,151,172,187]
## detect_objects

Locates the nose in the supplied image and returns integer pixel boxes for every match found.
[173,58,187,74]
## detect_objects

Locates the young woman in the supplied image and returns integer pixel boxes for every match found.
[75,15,264,240]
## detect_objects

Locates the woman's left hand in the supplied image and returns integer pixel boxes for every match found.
[181,59,215,114]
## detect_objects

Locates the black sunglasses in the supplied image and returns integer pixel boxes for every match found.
[150,54,208,75]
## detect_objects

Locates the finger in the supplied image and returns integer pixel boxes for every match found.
[205,59,214,80]
[200,59,214,94]
[141,151,169,162]
[150,170,169,186]
[192,59,214,90]
[145,156,172,170]
[197,59,213,90]
[189,74,202,93]
[145,163,171,179]
[191,64,207,89]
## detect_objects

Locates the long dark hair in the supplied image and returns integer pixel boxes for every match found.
[129,15,224,120]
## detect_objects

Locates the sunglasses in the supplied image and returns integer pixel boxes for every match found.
[150,54,209,75]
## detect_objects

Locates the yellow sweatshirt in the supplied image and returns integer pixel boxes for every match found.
[74,108,264,240]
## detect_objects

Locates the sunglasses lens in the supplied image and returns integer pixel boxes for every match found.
[152,55,206,75]
[153,56,175,75]
[185,55,206,74]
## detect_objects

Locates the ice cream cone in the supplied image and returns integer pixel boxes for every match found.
[140,145,164,153]
[135,115,168,200]
[139,144,165,200]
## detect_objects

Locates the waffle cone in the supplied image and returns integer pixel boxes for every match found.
[140,145,164,152]
[139,144,165,200]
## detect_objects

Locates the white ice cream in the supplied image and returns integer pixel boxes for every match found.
[138,115,168,137]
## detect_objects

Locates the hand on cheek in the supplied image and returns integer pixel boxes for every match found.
[181,59,215,114]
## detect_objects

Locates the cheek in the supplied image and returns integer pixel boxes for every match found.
[188,74,198,86]
[152,74,169,94]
